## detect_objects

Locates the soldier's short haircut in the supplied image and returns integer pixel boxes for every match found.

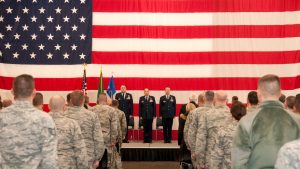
[286,96,296,110]
[33,92,43,106]
[205,90,214,102]
[71,90,85,106]
[247,91,258,105]
[295,94,300,113]
[232,96,239,103]
[258,74,281,97]
[13,74,35,98]
[279,94,286,103]
[198,93,205,104]
[111,100,119,107]
[231,101,246,121]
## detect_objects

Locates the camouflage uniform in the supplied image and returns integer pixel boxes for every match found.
[275,139,300,169]
[209,118,238,169]
[246,105,258,113]
[115,108,127,169]
[90,104,119,168]
[0,101,58,169]
[195,105,231,168]
[49,111,89,169]
[64,106,105,167]
[187,104,214,168]
[183,108,196,150]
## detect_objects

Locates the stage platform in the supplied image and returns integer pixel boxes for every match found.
[121,141,180,161]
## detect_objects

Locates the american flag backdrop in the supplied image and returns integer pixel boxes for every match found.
[0,0,300,131]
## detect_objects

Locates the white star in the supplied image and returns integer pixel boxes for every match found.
[79,53,86,59]
[39,25,45,31]
[22,44,28,50]
[14,16,21,22]
[80,0,85,4]
[47,33,54,40]
[79,16,86,23]
[38,44,45,50]
[16,0,21,2]
[48,0,53,3]
[6,25,12,31]
[31,16,37,22]
[71,44,77,50]
[71,7,78,14]
[32,0,37,3]
[6,7,13,14]
[5,43,11,49]
[14,33,20,40]
[55,25,61,31]
[80,34,86,40]
[63,33,70,40]
[47,52,53,59]
[13,52,19,58]
[63,52,69,59]
[0,0,5,2]
[47,16,54,22]
[64,0,69,3]
[22,24,29,31]
[0,16,4,22]
[63,16,70,22]
[54,44,61,50]
[55,7,62,14]
[71,25,78,31]
[31,33,37,40]
[39,7,45,14]
[22,7,29,14]
[30,52,36,59]
[0,33,4,39]
[0,51,2,57]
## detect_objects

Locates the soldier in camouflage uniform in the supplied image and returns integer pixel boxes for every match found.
[209,101,246,169]
[49,95,89,169]
[64,90,105,168]
[195,91,232,169]
[111,100,127,169]
[90,93,119,169]
[187,91,215,168]
[0,74,58,169]
[275,94,300,169]
[246,91,258,113]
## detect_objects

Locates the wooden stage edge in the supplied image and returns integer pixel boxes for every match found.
[122,141,180,149]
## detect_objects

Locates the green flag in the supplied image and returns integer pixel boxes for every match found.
[97,66,104,100]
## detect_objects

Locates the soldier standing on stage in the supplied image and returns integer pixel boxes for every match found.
[139,88,156,143]
[115,85,133,143]
[159,87,176,143]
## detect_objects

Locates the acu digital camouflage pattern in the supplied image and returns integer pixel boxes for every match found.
[0,101,58,169]
[64,106,105,167]
[49,111,89,169]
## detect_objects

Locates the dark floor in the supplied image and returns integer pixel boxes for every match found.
[123,161,179,169]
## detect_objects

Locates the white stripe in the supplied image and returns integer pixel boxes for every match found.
[92,37,300,52]
[92,11,300,26]
[1,89,299,105]
[1,63,299,78]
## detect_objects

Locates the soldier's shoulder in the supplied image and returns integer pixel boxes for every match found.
[281,139,300,153]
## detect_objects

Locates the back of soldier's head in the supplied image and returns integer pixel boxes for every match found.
[294,94,300,113]
[98,93,107,104]
[231,101,246,121]
[204,90,214,103]
[13,74,35,99]
[258,74,281,99]
[70,90,84,106]
[285,96,295,110]
[49,95,65,112]
[248,91,258,105]
[2,99,12,108]
[232,96,239,103]
[111,99,119,107]
[33,92,43,107]
[279,94,286,103]
[198,92,205,105]
[215,91,227,104]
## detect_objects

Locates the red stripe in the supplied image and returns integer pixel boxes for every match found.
[93,0,300,12]
[1,76,299,91]
[92,51,300,64]
[93,25,300,39]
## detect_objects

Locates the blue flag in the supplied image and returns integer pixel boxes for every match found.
[107,75,116,98]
